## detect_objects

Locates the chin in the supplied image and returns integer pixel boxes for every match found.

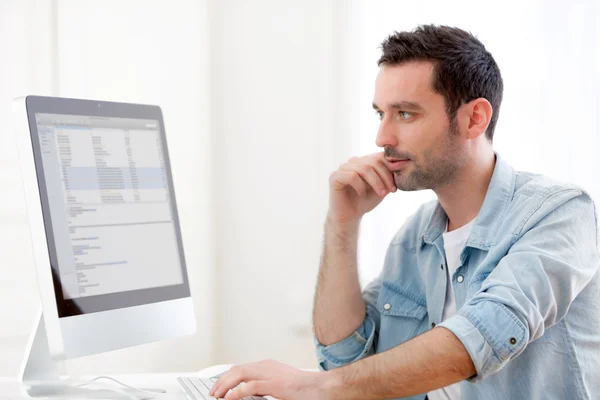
[394,180,418,192]
[395,185,422,192]
[394,176,428,192]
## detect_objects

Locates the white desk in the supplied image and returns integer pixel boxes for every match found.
[0,364,252,400]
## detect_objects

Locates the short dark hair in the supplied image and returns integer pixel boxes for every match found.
[378,24,503,142]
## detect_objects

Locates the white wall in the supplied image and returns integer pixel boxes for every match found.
[209,0,335,368]
[0,0,57,377]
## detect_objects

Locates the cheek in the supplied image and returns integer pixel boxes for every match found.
[408,118,444,150]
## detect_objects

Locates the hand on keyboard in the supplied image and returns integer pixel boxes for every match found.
[178,376,267,400]
[208,359,330,400]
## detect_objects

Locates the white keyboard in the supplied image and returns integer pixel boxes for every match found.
[177,376,266,400]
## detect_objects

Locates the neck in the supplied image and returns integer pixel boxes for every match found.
[434,149,496,232]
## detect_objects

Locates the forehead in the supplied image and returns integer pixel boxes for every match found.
[373,61,442,108]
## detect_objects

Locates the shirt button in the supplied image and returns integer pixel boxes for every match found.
[441,264,444,270]
[384,303,391,310]
[510,337,517,345]
[457,275,464,283]
[431,322,436,328]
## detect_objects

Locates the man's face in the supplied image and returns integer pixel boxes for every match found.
[373,61,468,191]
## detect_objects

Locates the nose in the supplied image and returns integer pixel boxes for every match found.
[375,118,399,148]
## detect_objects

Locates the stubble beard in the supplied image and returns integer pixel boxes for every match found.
[393,120,466,191]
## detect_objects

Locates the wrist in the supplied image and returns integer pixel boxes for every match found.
[325,212,361,231]
[318,370,344,400]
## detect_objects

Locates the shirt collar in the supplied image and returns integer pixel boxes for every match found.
[421,152,516,250]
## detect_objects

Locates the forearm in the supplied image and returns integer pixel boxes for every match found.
[313,215,367,345]
[325,327,476,399]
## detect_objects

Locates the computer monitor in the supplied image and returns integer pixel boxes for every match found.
[12,96,196,387]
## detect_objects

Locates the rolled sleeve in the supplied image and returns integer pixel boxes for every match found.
[439,303,527,381]
[314,278,381,371]
[442,191,600,381]
[314,304,377,371]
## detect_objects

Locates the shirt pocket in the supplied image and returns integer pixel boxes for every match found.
[376,280,429,352]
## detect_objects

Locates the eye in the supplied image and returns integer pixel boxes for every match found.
[399,111,412,120]
[375,110,384,120]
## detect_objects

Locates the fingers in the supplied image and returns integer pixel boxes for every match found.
[339,159,396,197]
[365,152,396,192]
[224,381,267,400]
[329,153,397,199]
[372,159,397,194]
[209,369,241,398]
[329,170,368,196]
[209,364,261,398]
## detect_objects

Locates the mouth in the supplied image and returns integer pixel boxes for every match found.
[386,158,411,171]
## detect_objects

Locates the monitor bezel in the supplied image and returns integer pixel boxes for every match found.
[24,95,191,318]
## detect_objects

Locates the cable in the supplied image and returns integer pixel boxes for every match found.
[74,375,166,399]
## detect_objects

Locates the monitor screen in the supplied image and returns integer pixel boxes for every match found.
[26,98,191,317]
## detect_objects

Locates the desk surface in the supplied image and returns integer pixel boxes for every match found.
[0,365,244,400]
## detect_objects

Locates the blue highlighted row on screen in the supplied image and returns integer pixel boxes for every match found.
[62,167,167,190]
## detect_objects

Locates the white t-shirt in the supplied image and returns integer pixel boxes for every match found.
[427,217,476,400]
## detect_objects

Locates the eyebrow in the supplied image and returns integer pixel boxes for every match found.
[372,101,425,112]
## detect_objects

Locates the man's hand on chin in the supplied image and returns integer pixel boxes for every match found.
[208,359,338,400]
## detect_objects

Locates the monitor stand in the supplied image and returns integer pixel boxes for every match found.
[20,308,84,398]
[20,308,162,399]
[20,308,61,385]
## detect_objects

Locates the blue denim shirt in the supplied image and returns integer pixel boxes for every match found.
[315,153,600,399]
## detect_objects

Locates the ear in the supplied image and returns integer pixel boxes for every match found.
[459,98,493,140]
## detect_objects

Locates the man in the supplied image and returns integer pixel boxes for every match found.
[210,24,600,400]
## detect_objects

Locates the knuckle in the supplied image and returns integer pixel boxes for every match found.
[357,164,370,175]
[329,171,344,185]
